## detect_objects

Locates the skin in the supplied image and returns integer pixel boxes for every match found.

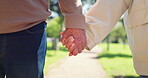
[60,28,86,56]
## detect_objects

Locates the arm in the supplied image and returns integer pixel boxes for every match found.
[85,0,131,50]
[58,0,86,56]
[58,0,85,29]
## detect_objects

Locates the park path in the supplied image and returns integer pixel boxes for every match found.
[45,46,108,78]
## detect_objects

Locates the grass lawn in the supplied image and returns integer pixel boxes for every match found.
[98,43,139,78]
[44,42,69,74]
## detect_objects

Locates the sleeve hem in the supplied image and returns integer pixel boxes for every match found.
[85,31,98,50]
[64,14,86,29]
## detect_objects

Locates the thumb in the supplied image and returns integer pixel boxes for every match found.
[60,30,66,35]
[60,32,63,35]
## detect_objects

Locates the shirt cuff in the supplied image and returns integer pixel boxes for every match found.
[64,14,86,29]
[85,31,97,50]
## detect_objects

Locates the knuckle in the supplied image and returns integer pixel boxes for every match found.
[68,48,72,52]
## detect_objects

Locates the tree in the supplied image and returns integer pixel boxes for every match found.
[47,0,64,50]
[110,19,127,43]
[49,0,63,17]
[47,17,62,38]
[104,20,127,44]
[47,17,62,50]
[103,19,128,50]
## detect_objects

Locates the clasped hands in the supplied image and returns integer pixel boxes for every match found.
[60,28,86,56]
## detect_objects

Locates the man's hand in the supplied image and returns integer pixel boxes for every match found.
[60,28,86,56]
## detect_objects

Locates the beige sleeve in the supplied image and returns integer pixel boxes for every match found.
[58,0,85,29]
[85,0,131,50]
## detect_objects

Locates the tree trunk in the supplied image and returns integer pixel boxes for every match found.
[52,38,59,50]
[106,34,110,51]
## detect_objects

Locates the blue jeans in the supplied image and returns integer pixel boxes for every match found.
[0,21,47,78]
[140,76,148,78]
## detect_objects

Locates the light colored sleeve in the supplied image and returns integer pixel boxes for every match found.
[85,0,131,50]
[58,0,85,29]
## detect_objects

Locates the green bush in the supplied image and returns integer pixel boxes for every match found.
[46,17,62,38]
[103,21,128,44]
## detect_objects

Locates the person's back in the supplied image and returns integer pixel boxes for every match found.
[0,0,51,34]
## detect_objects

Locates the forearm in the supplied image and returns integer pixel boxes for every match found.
[58,0,85,29]
[85,0,131,50]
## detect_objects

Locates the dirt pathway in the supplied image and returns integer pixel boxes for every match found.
[45,46,108,78]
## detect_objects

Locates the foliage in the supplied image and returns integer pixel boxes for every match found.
[49,0,96,17]
[46,16,63,50]
[47,0,64,38]
[110,24,127,43]
[46,17,63,38]
[98,43,139,78]
[49,0,63,18]
[104,20,127,43]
